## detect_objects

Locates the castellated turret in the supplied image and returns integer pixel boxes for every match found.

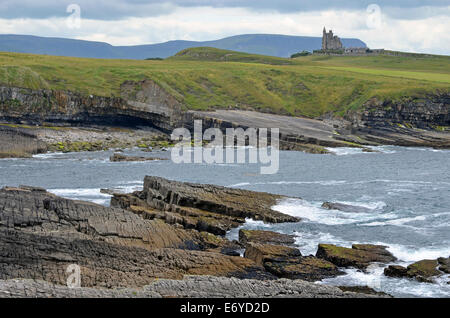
[322,27,343,50]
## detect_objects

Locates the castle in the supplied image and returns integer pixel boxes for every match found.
[318,27,384,55]
[322,27,343,50]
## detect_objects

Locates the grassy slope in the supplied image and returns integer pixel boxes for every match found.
[0,47,448,118]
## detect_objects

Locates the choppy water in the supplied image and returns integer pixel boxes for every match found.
[1,146,449,297]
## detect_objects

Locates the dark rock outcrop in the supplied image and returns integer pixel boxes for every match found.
[316,244,397,269]
[438,257,450,274]
[384,257,449,283]
[240,231,343,282]
[111,176,300,236]
[322,202,372,213]
[383,265,409,278]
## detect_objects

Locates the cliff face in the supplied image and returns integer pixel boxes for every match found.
[339,92,450,148]
[0,81,449,150]
[354,92,450,129]
[0,79,184,133]
[0,126,47,158]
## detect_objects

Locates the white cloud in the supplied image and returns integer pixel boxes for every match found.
[0,6,449,54]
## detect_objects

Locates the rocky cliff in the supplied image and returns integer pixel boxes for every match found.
[356,92,450,129]
[0,126,47,158]
[0,79,184,133]
[340,92,450,148]
[1,81,449,152]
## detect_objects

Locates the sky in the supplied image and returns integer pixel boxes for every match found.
[0,0,449,54]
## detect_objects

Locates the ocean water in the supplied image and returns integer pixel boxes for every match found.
[1,146,449,297]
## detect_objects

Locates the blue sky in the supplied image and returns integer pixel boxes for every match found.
[0,0,449,54]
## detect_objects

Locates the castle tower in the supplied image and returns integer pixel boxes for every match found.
[322,27,327,50]
[322,27,343,50]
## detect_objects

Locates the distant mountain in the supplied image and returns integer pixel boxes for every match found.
[0,34,366,59]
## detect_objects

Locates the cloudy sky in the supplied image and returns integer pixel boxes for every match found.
[0,0,449,54]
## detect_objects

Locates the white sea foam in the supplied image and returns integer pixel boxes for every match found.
[360,215,427,228]
[47,188,112,206]
[243,218,272,228]
[326,147,366,156]
[293,231,350,256]
[120,180,144,185]
[337,200,387,210]
[228,180,347,188]
[272,198,390,226]
[320,265,450,298]
[91,198,110,206]
[32,152,65,159]
[228,182,252,187]
[49,188,110,198]
[225,218,272,241]
[385,244,450,263]
[325,146,397,155]
[367,146,398,154]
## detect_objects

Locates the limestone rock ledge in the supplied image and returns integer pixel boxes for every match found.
[0,276,385,298]
[0,186,274,288]
[111,176,300,236]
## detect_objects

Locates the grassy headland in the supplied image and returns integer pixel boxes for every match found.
[0,47,448,118]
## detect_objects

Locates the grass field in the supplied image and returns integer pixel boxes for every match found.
[321,66,450,84]
[0,47,448,118]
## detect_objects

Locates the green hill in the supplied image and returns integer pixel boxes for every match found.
[0,48,448,118]
[170,47,295,65]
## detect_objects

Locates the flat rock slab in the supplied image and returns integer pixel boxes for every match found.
[191,110,340,144]
[239,229,296,245]
[316,244,397,269]
[0,276,386,298]
[244,242,301,266]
